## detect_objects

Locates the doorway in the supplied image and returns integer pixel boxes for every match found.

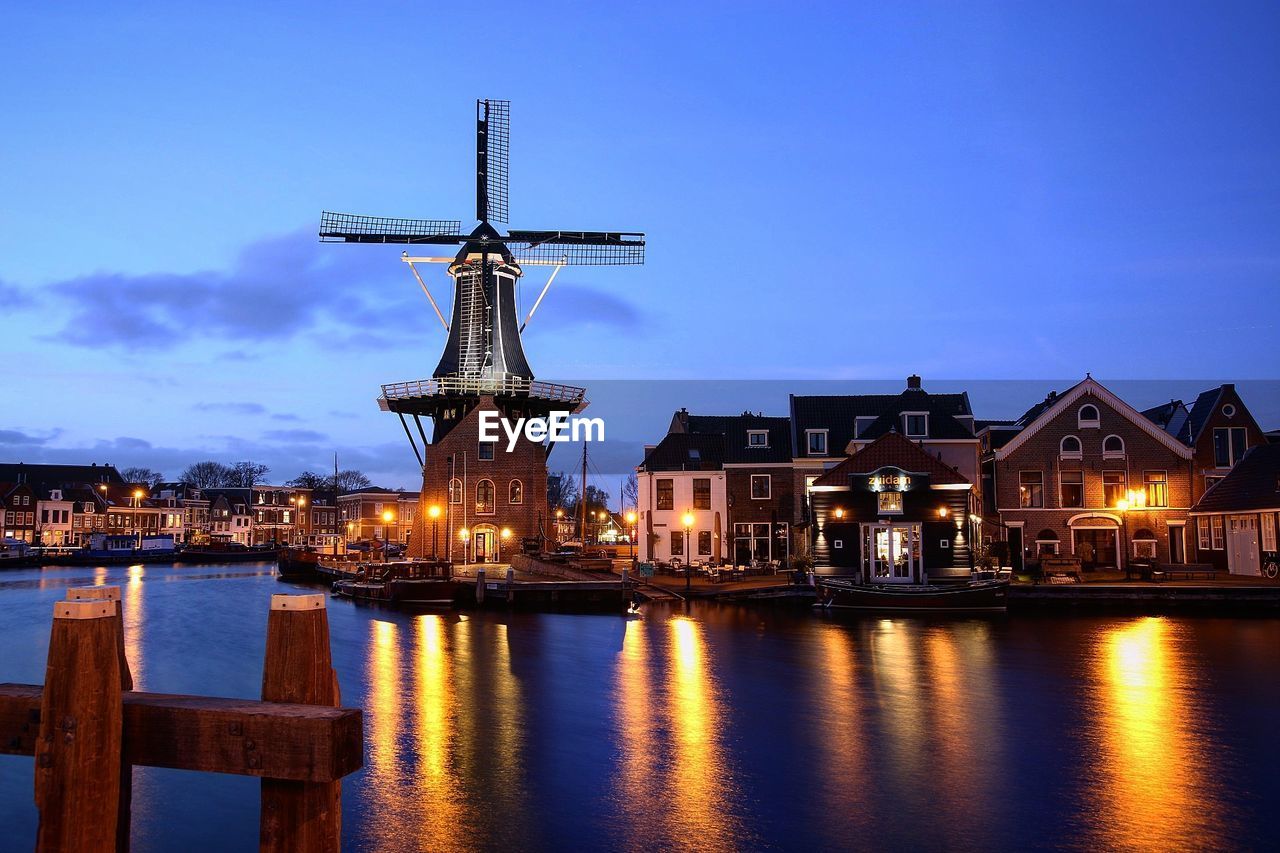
[473,524,497,563]
[863,523,921,584]
[1226,519,1260,576]
[1073,528,1117,570]
[1169,524,1186,564]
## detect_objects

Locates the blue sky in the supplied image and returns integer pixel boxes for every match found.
[2,1,1278,489]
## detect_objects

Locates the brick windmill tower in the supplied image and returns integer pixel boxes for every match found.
[320,100,645,562]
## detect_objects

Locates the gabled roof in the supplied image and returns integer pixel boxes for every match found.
[1186,387,1225,444]
[813,432,971,488]
[0,463,125,490]
[1141,399,1192,445]
[666,410,792,464]
[638,432,726,472]
[1190,444,1280,514]
[993,377,1195,461]
[790,384,973,457]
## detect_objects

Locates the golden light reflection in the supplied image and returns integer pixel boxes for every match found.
[413,614,462,849]
[1087,617,1224,849]
[816,626,865,822]
[124,564,144,689]
[616,619,657,810]
[868,619,925,776]
[666,617,735,851]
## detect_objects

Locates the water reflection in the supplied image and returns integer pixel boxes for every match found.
[124,564,145,688]
[665,616,735,852]
[413,615,462,850]
[815,624,867,830]
[1086,617,1228,850]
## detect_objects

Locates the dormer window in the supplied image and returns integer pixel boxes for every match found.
[747,430,768,448]
[83,503,94,514]
[1103,435,1125,458]
[1078,404,1100,428]
[904,413,928,437]
[1060,436,1082,459]
[806,430,828,456]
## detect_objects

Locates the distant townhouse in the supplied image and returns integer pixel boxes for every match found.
[985,377,1194,571]
[35,487,74,546]
[338,488,405,544]
[249,485,310,546]
[1,483,37,543]
[207,490,253,545]
[1143,383,1269,503]
[809,432,980,580]
[1187,444,1280,576]
[637,428,729,564]
[790,376,980,550]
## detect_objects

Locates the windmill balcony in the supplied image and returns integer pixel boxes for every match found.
[378,376,587,410]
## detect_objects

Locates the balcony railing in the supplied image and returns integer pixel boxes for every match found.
[379,376,586,408]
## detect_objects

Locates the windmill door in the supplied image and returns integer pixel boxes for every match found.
[1226,519,1260,576]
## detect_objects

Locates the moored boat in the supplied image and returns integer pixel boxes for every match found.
[331,560,463,606]
[815,577,1008,613]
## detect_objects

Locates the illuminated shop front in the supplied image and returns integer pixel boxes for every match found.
[808,433,979,582]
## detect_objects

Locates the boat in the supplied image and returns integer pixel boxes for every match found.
[815,577,1009,613]
[331,560,463,606]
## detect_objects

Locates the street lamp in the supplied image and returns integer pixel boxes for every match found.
[133,488,144,549]
[626,511,637,565]
[1115,489,1146,578]
[459,527,471,565]
[682,511,695,595]
[500,527,511,562]
[428,504,441,559]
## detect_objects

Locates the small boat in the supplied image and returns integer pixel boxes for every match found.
[277,546,326,580]
[816,577,1008,613]
[331,560,463,607]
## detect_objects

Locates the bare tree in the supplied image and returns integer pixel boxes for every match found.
[335,470,372,493]
[121,467,165,489]
[285,471,330,490]
[548,471,578,511]
[225,461,270,487]
[180,461,231,490]
[622,473,638,512]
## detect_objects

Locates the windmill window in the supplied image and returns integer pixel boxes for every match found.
[449,478,463,504]
[1078,405,1100,428]
[478,441,495,461]
[1103,435,1125,458]
[509,480,523,504]
[475,480,495,515]
[1060,436,1082,459]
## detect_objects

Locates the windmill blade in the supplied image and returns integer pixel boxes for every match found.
[507,230,645,265]
[476,99,510,224]
[319,211,464,244]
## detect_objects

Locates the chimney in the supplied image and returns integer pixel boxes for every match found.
[907,375,922,391]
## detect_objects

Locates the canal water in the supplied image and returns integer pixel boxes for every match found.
[1,563,1278,851]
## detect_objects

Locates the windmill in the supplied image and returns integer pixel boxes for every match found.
[320,99,644,560]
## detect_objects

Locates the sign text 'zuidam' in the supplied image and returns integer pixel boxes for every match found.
[478,411,605,452]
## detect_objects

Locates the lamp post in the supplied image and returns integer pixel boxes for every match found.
[626,511,637,566]
[428,504,441,559]
[132,489,144,550]
[382,510,394,561]
[459,527,471,566]
[1115,489,1146,579]
[500,527,511,562]
[682,511,695,595]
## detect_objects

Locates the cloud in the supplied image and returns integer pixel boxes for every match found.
[44,227,418,351]
[523,284,642,332]
[271,413,303,422]
[195,401,268,415]
[0,279,37,310]
[0,428,61,446]
[262,429,328,443]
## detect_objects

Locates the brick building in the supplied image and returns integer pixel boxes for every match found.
[1188,443,1280,575]
[1,483,37,543]
[986,377,1195,571]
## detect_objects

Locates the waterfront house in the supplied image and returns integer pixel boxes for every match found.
[207,490,253,545]
[67,486,109,546]
[1143,384,1269,503]
[985,376,1194,571]
[790,376,980,555]
[637,428,728,564]
[809,432,979,580]
[35,487,75,546]
[1187,443,1280,575]
[0,482,37,543]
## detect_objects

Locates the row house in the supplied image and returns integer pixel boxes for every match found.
[248,485,312,545]
[791,376,981,551]
[983,376,1195,570]
[36,487,75,546]
[1,482,37,543]
[207,490,253,545]
[338,488,407,546]
[636,429,728,564]
[1188,443,1280,576]
[1143,383,1269,504]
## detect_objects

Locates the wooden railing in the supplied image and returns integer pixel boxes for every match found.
[0,587,363,852]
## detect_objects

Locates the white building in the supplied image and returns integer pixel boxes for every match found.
[636,431,729,564]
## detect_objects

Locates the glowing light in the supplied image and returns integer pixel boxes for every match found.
[834,507,845,519]
[625,511,636,524]
[428,505,441,519]
[681,512,695,528]
[459,528,470,541]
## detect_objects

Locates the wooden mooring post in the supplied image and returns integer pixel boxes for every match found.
[0,589,363,853]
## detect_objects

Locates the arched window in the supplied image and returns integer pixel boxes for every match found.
[1035,529,1060,555]
[1103,435,1125,457]
[476,479,495,515]
[509,479,523,504]
[1060,435,1082,457]
[1132,527,1157,559]
[1078,404,1100,428]
[449,478,462,504]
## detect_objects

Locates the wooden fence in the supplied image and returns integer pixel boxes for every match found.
[0,588,363,852]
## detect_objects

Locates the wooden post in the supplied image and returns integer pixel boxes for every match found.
[475,568,486,604]
[34,599,123,853]
[506,567,515,603]
[260,594,341,853]
[66,586,134,853]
